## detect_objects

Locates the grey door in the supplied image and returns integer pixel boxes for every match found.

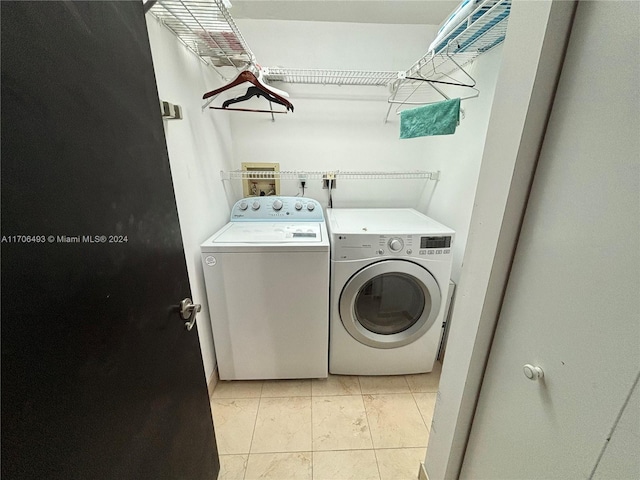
[460,2,640,478]
[1,2,219,479]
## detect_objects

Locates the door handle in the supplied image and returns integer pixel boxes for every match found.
[523,364,544,380]
[180,298,201,331]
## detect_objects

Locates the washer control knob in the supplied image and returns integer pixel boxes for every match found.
[238,201,248,211]
[523,364,544,381]
[251,201,260,211]
[295,202,303,211]
[388,238,404,252]
[307,202,315,211]
[272,199,283,211]
[406,249,413,255]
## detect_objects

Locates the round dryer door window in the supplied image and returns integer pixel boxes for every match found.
[339,260,442,349]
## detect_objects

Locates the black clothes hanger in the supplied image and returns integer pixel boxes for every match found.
[203,70,294,113]
[221,86,291,110]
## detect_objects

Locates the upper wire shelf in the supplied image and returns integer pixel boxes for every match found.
[264,0,510,90]
[262,68,399,87]
[148,0,510,114]
[402,0,510,85]
[384,0,510,120]
[220,170,440,181]
[149,0,254,68]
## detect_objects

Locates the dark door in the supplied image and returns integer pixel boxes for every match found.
[1,2,219,479]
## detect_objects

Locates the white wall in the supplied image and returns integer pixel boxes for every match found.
[417,46,503,282]
[226,19,502,283]
[236,18,435,71]
[146,15,235,383]
[227,19,436,207]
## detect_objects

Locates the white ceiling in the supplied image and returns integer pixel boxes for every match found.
[228,1,460,25]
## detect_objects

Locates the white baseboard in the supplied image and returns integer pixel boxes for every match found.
[419,462,429,480]
[207,367,219,399]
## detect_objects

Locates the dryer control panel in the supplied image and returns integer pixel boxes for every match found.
[332,233,453,261]
[231,196,324,221]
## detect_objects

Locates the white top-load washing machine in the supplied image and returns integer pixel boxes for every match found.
[326,208,454,375]
[201,197,329,380]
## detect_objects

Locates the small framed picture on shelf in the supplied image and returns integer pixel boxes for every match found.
[241,162,280,197]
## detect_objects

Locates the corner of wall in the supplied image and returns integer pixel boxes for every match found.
[146,14,234,382]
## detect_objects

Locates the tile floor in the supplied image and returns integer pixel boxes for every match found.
[210,362,440,480]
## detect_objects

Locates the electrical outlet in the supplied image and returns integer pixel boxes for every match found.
[323,177,336,189]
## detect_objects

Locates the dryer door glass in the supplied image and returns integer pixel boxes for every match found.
[354,273,426,335]
[339,260,442,349]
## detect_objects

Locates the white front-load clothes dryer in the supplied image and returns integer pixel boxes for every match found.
[327,208,454,375]
[201,196,329,380]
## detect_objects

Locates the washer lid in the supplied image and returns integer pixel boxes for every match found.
[213,222,323,243]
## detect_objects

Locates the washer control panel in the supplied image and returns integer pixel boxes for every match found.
[231,196,324,221]
[332,233,453,261]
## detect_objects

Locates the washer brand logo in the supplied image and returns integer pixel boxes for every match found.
[204,255,217,267]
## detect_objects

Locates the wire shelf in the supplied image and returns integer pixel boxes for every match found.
[263,0,510,89]
[149,0,254,67]
[149,0,508,95]
[383,0,510,120]
[220,170,440,181]
[406,0,511,80]
[262,68,400,87]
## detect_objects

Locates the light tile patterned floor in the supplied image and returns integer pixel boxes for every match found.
[210,362,440,480]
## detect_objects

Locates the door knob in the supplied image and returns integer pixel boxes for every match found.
[523,364,544,380]
[180,298,201,331]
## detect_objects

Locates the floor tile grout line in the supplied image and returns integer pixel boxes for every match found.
[310,392,314,479]
[411,391,428,432]
[361,391,377,450]
[361,390,383,480]
[371,446,384,480]
[244,446,432,454]
[243,386,264,480]
[411,390,437,433]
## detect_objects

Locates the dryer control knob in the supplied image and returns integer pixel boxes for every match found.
[295,202,303,211]
[307,202,315,211]
[388,238,404,252]
[272,199,283,211]
[239,201,248,211]
[251,201,261,210]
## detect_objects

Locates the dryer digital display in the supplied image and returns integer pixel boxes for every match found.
[420,236,452,249]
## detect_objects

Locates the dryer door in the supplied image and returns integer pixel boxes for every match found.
[339,260,442,349]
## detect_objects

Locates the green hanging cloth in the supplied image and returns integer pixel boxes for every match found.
[400,98,461,139]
